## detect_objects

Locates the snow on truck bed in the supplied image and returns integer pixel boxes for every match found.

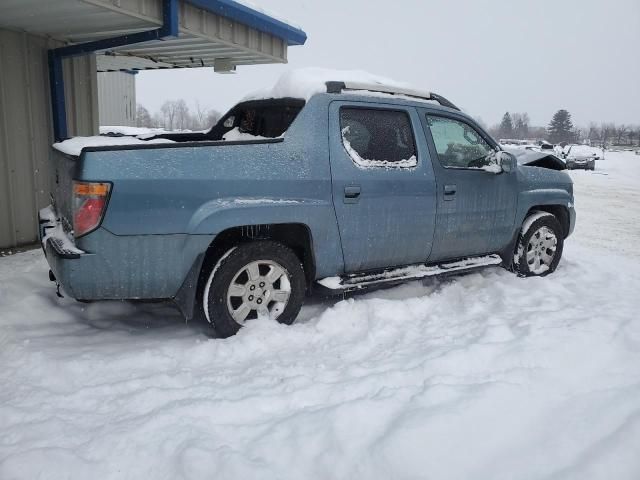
[1,152,640,479]
[53,135,174,156]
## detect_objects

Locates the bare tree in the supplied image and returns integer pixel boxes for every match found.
[512,112,530,139]
[587,122,600,144]
[174,99,190,130]
[160,100,178,130]
[204,109,220,129]
[151,112,163,128]
[193,101,208,130]
[616,124,628,145]
[600,123,614,147]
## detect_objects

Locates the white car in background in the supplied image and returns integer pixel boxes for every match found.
[563,145,602,170]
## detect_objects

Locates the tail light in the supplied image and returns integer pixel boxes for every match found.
[73,181,111,237]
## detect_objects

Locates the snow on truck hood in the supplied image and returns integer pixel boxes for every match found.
[53,135,174,156]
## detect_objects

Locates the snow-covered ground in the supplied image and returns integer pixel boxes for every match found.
[1,152,640,479]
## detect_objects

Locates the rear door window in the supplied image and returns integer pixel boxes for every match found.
[340,108,417,168]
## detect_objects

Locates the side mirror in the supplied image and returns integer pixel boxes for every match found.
[496,151,515,173]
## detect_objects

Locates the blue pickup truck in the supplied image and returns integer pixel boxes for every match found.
[41,80,575,337]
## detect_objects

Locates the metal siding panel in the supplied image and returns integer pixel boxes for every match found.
[27,36,54,218]
[65,54,99,136]
[0,33,16,247]
[0,31,37,246]
[98,71,136,126]
[0,28,99,248]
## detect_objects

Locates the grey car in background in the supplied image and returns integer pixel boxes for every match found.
[563,145,601,170]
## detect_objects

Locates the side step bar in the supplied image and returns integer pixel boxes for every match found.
[317,254,503,292]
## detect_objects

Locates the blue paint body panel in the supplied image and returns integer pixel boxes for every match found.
[328,101,437,272]
[43,93,575,315]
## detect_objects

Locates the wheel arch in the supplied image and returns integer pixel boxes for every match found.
[524,204,570,238]
[175,223,316,322]
[500,202,571,269]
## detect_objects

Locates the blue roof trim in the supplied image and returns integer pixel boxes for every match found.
[185,0,307,46]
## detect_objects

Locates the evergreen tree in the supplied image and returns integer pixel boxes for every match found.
[547,109,575,144]
[499,112,514,139]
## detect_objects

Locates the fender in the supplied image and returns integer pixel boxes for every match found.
[515,188,573,228]
[187,197,344,278]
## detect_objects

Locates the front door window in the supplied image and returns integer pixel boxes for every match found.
[426,116,495,169]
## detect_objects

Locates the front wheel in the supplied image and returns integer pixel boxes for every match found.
[202,241,306,338]
[514,213,564,277]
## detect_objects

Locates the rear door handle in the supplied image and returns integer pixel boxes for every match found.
[344,185,361,203]
[443,184,456,200]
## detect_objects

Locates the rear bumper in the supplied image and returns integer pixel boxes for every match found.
[38,206,213,301]
[38,207,88,299]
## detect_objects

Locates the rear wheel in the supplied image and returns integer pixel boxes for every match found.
[514,213,564,277]
[202,241,306,338]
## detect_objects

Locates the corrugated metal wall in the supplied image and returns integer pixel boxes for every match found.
[0,28,99,248]
[98,72,136,127]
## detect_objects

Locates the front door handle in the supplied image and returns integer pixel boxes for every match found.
[443,184,456,200]
[344,185,361,203]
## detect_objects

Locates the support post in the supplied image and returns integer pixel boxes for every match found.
[48,51,67,141]
[48,0,178,141]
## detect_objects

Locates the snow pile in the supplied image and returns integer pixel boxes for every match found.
[99,126,173,136]
[1,152,640,479]
[222,127,269,142]
[244,67,416,101]
[319,254,502,289]
[478,162,502,173]
[53,136,174,156]
[39,206,83,255]
[564,151,640,257]
[232,198,300,205]
[554,144,567,156]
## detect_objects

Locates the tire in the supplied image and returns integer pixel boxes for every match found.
[202,240,306,338]
[513,213,564,277]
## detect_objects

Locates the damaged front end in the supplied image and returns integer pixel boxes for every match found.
[505,149,567,171]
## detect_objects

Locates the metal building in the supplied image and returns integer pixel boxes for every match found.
[98,71,137,127]
[0,0,306,249]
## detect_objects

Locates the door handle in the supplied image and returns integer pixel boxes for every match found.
[443,184,456,200]
[344,185,361,203]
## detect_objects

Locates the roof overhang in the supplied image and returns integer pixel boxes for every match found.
[0,0,306,71]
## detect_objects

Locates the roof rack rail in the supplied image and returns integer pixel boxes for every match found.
[325,81,460,111]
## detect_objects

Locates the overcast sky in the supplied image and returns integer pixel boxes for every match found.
[137,0,640,127]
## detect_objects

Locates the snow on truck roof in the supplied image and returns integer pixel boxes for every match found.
[244,68,414,101]
[243,67,459,109]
